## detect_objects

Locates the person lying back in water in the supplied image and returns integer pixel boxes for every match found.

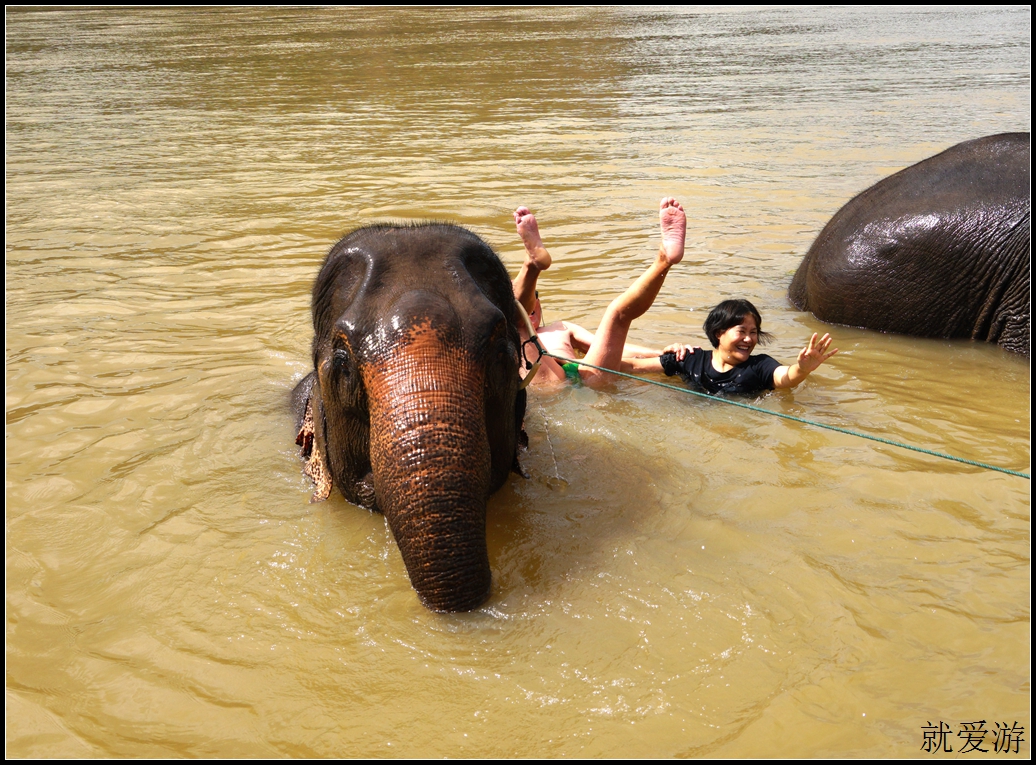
[511,203,837,395]
[511,198,684,386]
[622,298,839,395]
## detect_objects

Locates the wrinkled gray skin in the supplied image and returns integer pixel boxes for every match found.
[789,133,1030,355]
[293,223,527,612]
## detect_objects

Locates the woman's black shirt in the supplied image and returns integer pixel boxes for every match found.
[660,348,781,395]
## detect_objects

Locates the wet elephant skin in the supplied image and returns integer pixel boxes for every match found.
[789,133,1030,355]
[293,223,527,612]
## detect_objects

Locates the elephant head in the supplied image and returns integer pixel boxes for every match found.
[789,132,1030,355]
[293,223,527,612]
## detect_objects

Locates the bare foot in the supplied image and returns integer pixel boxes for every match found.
[658,197,686,266]
[514,206,551,271]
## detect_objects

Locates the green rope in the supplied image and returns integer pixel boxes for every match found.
[545,352,1030,480]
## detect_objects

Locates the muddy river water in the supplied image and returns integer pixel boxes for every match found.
[6,7,1030,757]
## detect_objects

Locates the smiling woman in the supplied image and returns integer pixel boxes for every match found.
[622,299,838,394]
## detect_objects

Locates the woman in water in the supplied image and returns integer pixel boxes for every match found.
[622,298,838,395]
[510,202,836,394]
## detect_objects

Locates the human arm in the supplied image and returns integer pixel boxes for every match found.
[772,333,838,389]
[621,342,664,358]
[662,343,697,361]
[621,342,698,374]
[620,356,664,374]
[664,343,695,360]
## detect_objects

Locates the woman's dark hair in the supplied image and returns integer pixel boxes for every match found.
[703,299,775,348]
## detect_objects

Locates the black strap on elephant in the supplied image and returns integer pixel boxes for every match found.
[515,299,547,390]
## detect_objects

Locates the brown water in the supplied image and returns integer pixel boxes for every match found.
[6,7,1030,757]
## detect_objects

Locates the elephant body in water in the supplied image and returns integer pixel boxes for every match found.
[789,133,1030,355]
[293,223,526,612]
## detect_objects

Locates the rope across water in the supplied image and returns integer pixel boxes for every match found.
[536,349,1030,481]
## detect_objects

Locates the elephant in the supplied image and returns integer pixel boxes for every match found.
[789,132,1030,355]
[292,223,527,612]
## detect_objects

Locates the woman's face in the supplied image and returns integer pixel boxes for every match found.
[715,314,759,365]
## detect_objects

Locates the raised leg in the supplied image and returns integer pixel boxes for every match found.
[511,206,552,317]
[580,197,686,385]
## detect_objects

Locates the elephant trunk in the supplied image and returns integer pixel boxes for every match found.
[364,336,493,612]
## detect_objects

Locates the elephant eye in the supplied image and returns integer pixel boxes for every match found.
[332,348,351,372]
[491,337,517,368]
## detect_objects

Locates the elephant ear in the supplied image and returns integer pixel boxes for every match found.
[511,387,529,478]
[511,420,530,478]
[295,388,333,502]
[511,451,529,479]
